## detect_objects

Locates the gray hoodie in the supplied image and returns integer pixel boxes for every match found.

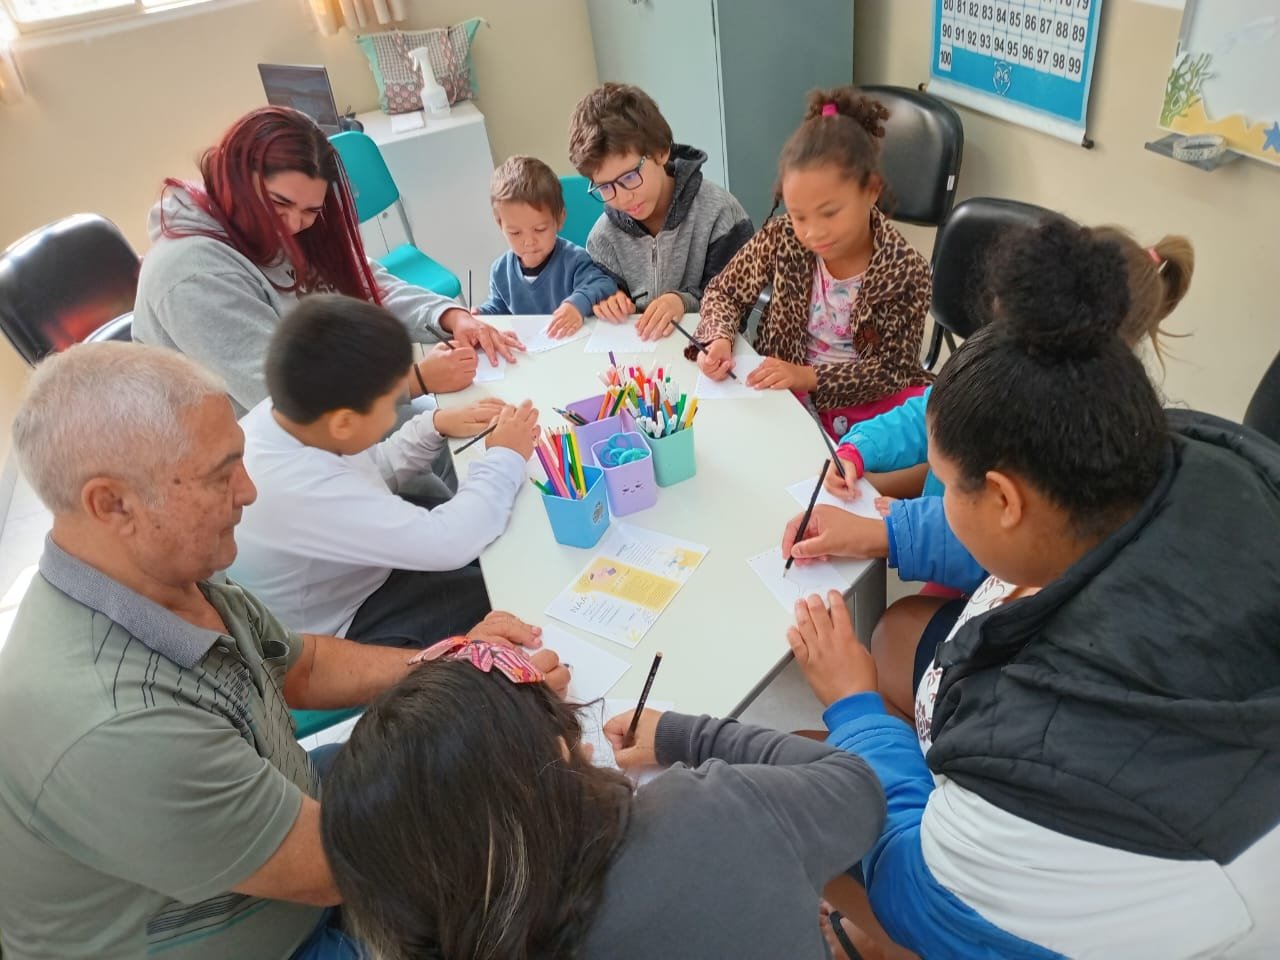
[586,145,754,313]
[581,713,885,960]
[132,187,458,415]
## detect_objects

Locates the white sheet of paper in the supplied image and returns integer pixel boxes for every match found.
[786,475,883,520]
[539,624,630,702]
[505,315,590,353]
[390,111,426,133]
[584,320,658,354]
[747,546,850,612]
[472,356,508,382]
[579,697,675,786]
[694,353,767,399]
[545,524,709,648]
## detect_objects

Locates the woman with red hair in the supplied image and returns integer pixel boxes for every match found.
[134,106,521,415]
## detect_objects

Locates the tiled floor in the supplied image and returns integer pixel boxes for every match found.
[0,466,913,737]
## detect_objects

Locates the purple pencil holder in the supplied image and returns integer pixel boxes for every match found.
[590,432,658,516]
[566,394,636,467]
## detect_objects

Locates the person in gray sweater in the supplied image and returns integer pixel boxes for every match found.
[133,107,522,417]
[569,83,754,341]
[321,651,886,960]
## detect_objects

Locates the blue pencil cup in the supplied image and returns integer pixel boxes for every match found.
[591,432,658,516]
[644,428,697,486]
[540,466,610,548]
[566,394,635,467]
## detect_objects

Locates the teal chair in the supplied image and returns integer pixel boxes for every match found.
[292,707,362,740]
[559,175,604,248]
[329,131,463,298]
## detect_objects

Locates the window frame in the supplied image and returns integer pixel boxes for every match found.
[0,0,222,37]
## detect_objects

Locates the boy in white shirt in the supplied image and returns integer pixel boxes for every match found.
[231,294,539,647]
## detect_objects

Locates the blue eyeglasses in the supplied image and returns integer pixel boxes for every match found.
[588,157,647,202]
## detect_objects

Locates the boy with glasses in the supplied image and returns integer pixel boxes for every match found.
[568,83,754,341]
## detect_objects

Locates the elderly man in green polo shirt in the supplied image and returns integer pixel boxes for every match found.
[0,341,567,960]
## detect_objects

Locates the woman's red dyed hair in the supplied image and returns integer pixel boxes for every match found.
[161,106,382,303]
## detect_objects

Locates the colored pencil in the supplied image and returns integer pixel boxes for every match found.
[622,651,664,749]
[786,460,830,574]
[453,423,496,454]
[669,319,738,380]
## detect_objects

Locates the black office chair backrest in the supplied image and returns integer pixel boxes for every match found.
[860,85,964,228]
[930,197,1063,340]
[84,312,134,345]
[0,214,140,365]
[1244,350,1280,445]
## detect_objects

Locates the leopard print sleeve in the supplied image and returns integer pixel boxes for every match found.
[688,218,783,360]
[811,251,934,411]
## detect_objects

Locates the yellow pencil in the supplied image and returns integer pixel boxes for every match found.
[683,398,699,429]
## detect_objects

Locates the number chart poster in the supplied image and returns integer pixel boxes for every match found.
[931,0,1105,145]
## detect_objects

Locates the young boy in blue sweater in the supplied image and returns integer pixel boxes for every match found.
[475,155,617,338]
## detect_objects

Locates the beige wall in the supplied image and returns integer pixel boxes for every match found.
[856,0,1280,420]
[0,0,598,462]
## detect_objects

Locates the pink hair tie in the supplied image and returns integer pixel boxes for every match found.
[821,102,839,117]
[1147,247,1161,264]
[408,636,545,685]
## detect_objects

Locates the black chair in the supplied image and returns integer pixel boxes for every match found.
[929,197,1062,355]
[1244,351,1280,445]
[862,85,965,228]
[860,85,964,369]
[0,214,140,365]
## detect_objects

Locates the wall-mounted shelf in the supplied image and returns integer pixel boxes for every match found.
[1143,133,1241,172]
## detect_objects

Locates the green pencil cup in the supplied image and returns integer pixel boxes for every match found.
[643,428,696,487]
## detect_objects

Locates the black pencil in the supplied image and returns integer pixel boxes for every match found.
[453,423,496,454]
[623,651,663,748]
[786,460,830,574]
[428,325,457,351]
[809,410,848,480]
[670,319,739,380]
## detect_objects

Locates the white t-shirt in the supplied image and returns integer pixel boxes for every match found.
[805,259,864,366]
[915,576,1023,752]
[229,400,526,636]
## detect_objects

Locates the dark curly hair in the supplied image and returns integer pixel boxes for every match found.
[771,86,890,216]
[929,219,1167,539]
[320,660,634,960]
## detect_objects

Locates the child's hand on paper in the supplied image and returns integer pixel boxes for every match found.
[486,399,540,460]
[529,649,571,698]
[823,459,864,500]
[548,301,585,338]
[696,337,736,381]
[782,506,889,563]
[417,344,478,394]
[874,496,895,518]
[636,292,684,341]
[604,708,664,768]
[594,290,635,323]
[433,397,505,438]
[746,357,818,392]
[787,591,876,706]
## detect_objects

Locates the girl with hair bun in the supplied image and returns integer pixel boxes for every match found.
[691,87,933,436]
[787,219,1280,959]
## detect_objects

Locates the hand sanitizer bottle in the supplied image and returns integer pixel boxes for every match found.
[408,46,451,119]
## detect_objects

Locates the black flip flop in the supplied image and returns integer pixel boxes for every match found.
[827,909,863,960]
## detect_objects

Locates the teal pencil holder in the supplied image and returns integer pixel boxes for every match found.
[644,428,697,486]
[540,466,610,548]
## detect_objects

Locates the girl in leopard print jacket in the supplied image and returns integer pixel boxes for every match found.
[690,87,933,438]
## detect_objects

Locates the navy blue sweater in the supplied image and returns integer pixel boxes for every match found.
[475,238,617,317]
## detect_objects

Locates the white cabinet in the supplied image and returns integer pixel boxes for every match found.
[354,102,504,305]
